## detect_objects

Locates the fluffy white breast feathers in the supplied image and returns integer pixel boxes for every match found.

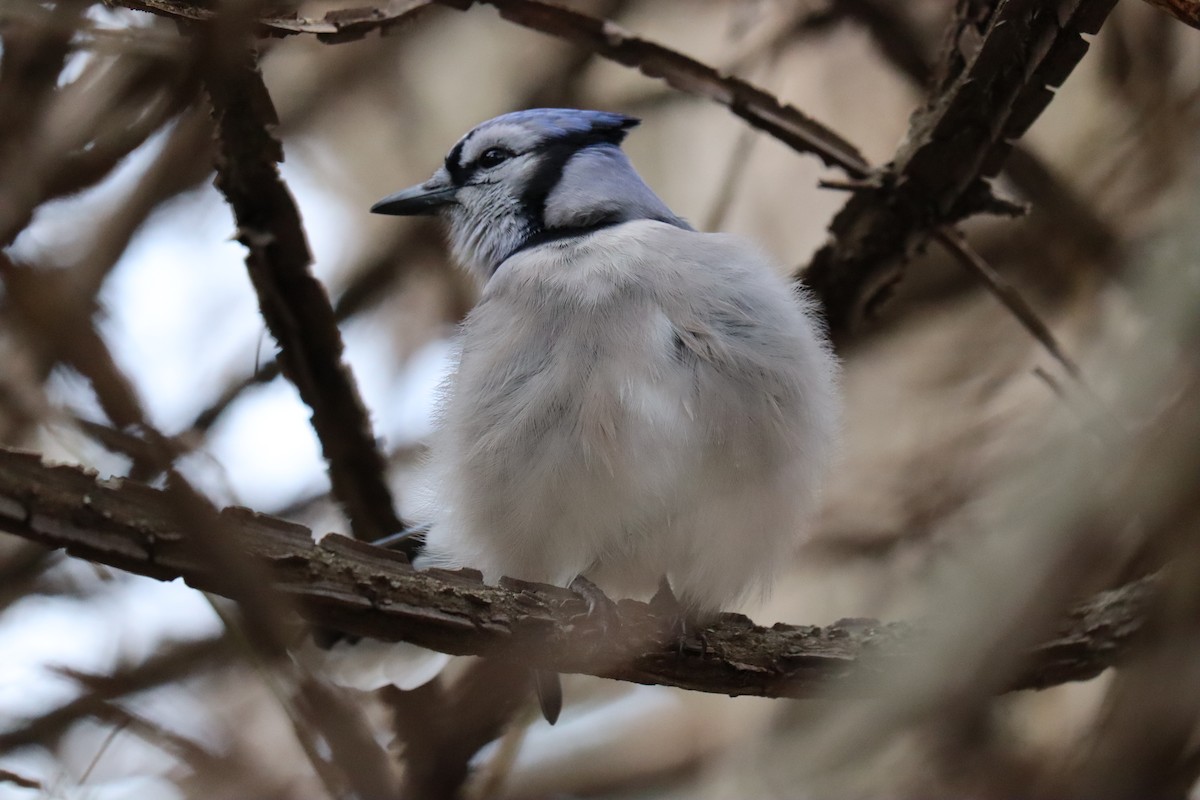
[372,108,840,617]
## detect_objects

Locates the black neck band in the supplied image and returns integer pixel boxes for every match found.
[499,221,620,268]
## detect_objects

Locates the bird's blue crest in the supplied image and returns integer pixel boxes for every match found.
[471,108,639,146]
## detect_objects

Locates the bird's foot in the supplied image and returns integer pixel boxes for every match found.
[568,575,621,636]
[649,576,711,655]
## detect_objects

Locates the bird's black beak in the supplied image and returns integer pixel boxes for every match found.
[370,178,458,216]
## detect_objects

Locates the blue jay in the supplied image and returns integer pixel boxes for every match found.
[369,109,840,718]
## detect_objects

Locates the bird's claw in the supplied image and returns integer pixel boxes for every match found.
[649,576,710,655]
[568,575,621,635]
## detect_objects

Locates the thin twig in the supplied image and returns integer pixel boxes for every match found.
[0,633,236,753]
[934,228,1083,380]
[77,717,131,785]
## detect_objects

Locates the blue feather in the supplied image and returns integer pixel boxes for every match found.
[475,108,639,143]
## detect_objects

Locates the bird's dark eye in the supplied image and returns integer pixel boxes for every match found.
[477,147,513,169]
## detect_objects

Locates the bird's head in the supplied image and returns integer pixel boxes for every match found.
[371,108,685,280]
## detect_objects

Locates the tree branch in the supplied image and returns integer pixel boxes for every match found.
[801,0,1119,340]
[461,0,868,175]
[0,633,237,753]
[831,0,1120,267]
[0,447,1154,700]
[122,0,438,43]
[934,228,1083,380]
[201,46,405,544]
[119,0,869,176]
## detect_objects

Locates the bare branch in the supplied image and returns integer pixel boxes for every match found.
[0,447,1155,700]
[384,660,531,800]
[122,0,438,43]
[0,633,236,753]
[459,0,869,175]
[117,0,868,175]
[802,0,1120,340]
[202,47,405,544]
[934,228,1083,380]
[833,0,1120,266]
[0,769,42,790]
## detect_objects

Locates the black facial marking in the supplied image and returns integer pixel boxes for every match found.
[518,140,583,222]
[518,127,633,222]
[445,138,469,185]
[494,125,657,266]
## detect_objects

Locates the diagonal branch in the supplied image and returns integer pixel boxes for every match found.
[0,447,1155,700]
[122,0,438,43]
[201,46,405,545]
[0,633,237,753]
[118,0,869,176]
[456,0,869,175]
[934,228,1083,379]
[831,0,1120,266]
[802,0,1120,340]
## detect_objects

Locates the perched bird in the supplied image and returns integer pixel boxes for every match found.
[370,109,840,719]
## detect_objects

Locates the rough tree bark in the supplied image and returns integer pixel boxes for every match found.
[0,448,1154,700]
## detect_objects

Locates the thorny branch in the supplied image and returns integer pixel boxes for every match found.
[0,448,1154,700]
[831,0,1120,265]
[801,0,1120,339]
[456,0,869,174]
